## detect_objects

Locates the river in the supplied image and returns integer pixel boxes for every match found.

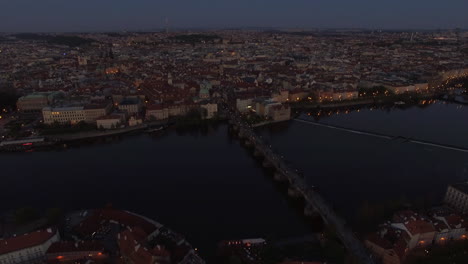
[258,101,468,226]
[0,124,312,260]
[1,101,468,259]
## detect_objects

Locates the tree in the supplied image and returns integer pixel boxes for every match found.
[0,91,18,110]
[46,208,63,225]
[14,207,39,225]
[227,256,243,264]
[200,107,208,119]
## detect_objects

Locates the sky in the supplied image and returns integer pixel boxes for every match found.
[1,0,468,32]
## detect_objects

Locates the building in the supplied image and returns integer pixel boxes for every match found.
[271,90,289,103]
[128,116,143,126]
[269,105,291,122]
[0,228,60,264]
[83,103,112,123]
[16,92,62,112]
[77,56,88,66]
[199,87,210,100]
[432,214,467,243]
[365,232,406,264]
[146,104,169,120]
[366,208,468,264]
[236,94,255,113]
[200,102,218,119]
[218,238,266,264]
[42,106,86,125]
[146,103,197,120]
[118,227,171,264]
[445,183,468,214]
[74,209,162,240]
[46,241,106,263]
[385,85,418,94]
[332,89,359,101]
[42,104,112,125]
[255,99,282,116]
[391,216,436,249]
[96,114,125,129]
[288,89,308,102]
[17,94,49,112]
[118,98,142,115]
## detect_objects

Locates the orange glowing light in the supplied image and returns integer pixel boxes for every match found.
[57,256,64,259]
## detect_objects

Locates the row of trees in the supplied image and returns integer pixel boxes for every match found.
[36,121,97,135]
[14,33,96,47]
[14,207,63,226]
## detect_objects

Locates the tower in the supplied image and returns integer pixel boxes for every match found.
[165,17,169,34]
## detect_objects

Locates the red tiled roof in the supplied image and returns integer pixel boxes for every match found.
[431,218,449,232]
[444,214,464,229]
[75,209,157,237]
[151,245,170,258]
[366,233,393,249]
[404,220,435,235]
[0,228,57,255]
[393,238,408,260]
[118,229,153,264]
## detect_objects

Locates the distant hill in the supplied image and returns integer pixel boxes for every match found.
[169,34,221,44]
[13,33,96,47]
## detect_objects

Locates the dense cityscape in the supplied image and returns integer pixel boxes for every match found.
[1,1,468,264]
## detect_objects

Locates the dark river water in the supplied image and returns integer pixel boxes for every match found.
[1,101,468,260]
[258,101,468,221]
[0,123,311,260]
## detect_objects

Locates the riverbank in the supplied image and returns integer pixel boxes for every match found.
[251,119,290,128]
[48,123,148,142]
[290,92,442,110]
[0,117,228,152]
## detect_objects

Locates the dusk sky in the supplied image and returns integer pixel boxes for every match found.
[1,0,468,32]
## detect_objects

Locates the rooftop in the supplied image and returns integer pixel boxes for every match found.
[0,228,57,255]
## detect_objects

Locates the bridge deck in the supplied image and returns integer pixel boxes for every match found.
[226,104,375,264]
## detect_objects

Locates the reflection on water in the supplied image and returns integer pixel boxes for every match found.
[259,101,468,229]
[1,101,468,254]
[0,124,314,261]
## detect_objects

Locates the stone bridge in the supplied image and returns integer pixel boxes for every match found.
[225,105,376,264]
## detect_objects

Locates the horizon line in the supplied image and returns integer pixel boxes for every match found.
[1,26,467,34]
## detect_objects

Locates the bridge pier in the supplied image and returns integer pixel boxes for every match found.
[287,187,303,199]
[262,159,273,168]
[273,172,287,182]
[238,129,249,139]
[304,203,317,217]
[253,149,263,157]
[223,107,377,264]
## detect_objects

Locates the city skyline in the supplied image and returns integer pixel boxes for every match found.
[1,0,468,32]
[1,1,468,262]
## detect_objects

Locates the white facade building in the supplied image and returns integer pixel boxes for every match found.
[0,228,60,264]
[42,107,86,125]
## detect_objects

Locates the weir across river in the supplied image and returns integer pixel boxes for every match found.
[295,117,468,153]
